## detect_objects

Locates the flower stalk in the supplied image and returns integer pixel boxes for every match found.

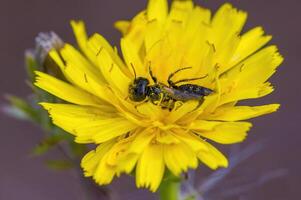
[159,179,180,200]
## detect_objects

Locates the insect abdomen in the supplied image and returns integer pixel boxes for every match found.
[172,84,213,101]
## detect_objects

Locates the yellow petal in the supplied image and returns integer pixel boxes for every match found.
[59,44,104,82]
[41,103,115,118]
[87,36,132,96]
[229,27,272,67]
[121,38,146,76]
[164,142,198,175]
[219,82,275,105]
[169,0,194,23]
[40,103,108,143]
[75,118,137,144]
[40,102,137,143]
[114,20,130,35]
[156,130,180,144]
[209,3,247,72]
[136,143,165,192]
[128,128,156,154]
[35,71,101,107]
[221,46,283,88]
[118,11,148,52]
[211,3,247,41]
[116,153,139,175]
[190,120,224,131]
[194,122,252,144]
[88,33,128,74]
[136,102,163,120]
[179,6,212,76]
[219,46,283,104]
[81,141,115,177]
[147,0,168,22]
[167,101,199,123]
[206,104,280,121]
[172,129,208,152]
[93,150,117,185]
[51,45,114,103]
[198,141,228,169]
[98,51,131,97]
[105,136,139,176]
[71,20,98,65]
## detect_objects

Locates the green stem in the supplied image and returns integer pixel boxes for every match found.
[159,178,180,200]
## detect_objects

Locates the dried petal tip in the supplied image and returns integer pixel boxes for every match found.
[35,32,64,65]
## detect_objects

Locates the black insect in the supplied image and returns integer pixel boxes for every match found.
[128,65,214,111]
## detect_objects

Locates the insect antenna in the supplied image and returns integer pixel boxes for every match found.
[130,63,137,80]
[148,61,157,83]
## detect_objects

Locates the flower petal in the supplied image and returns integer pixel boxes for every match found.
[219,46,283,104]
[172,129,208,152]
[219,82,275,105]
[40,103,137,143]
[169,0,194,23]
[76,118,137,144]
[193,122,252,144]
[156,130,180,144]
[209,3,247,72]
[211,3,247,42]
[121,38,146,76]
[205,104,280,121]
[128,128,156,154]
[35,71,101,107]
[71,20,98,65]
[81,141,115,177]
[197,141,228,169]
[190,120,224,131]
[49,46,114,103]
[167,101,199,123]
[88,33,126,70]
[136,143,165,192]
[114,20,130,35]
[147,0,168,22]
[93,150,117,185]
[229,27,272,67]
[117,11,148,52]
[164,142,198,175]
[88,37,131,97]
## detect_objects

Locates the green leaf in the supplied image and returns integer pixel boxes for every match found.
[25,51,39,82]
[69,141,87,156]
[5,95,39,122]
[2,105,30,120]
[45,160,74,170]
[32,134,66,156]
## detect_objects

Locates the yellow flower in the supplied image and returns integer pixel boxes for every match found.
[34,0,283,192]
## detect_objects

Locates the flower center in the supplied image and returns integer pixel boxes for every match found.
[152,120,179,130]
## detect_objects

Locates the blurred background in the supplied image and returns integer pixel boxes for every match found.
[0,0,300,199]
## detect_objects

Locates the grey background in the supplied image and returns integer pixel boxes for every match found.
[0,0,300,199]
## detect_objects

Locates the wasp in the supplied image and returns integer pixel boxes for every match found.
[128,64,214,111]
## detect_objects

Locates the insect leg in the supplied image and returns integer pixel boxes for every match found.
[167,99,175,111]
[173,101,183,111]
[134,97,149,109]
[168,67,192,86]
[189,99,204,113]
[172,74,208,85]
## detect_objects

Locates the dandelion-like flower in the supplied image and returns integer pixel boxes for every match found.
[35,0,283,192]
